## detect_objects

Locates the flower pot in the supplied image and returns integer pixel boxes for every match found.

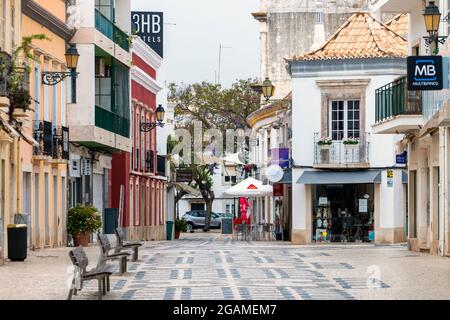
[174,230,181,239]
[73,232,90,247]
[319,144,331,150]
[344,144,359,150]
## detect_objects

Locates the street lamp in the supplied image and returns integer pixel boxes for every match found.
[42,44,80,102]
[140,104,166,132]
[423,1,448,54]
[261,77,276,101]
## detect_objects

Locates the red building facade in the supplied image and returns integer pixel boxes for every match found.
[111,38,166,241]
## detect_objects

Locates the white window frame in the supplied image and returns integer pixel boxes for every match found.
[328,100,360,141]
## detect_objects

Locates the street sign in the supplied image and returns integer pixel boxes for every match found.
[396,151,407,165]
[176,169,193,183]
[131,12,163,58]
[407,56,443,91]
[387,170,394,188]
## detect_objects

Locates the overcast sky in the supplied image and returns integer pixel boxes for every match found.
[131,0,260,88]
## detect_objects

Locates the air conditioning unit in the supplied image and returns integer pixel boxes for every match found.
[95,58,106,77]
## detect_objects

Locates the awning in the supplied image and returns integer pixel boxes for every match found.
[277,168,292,184]
[173,182,201,197]
[297,170,381,185]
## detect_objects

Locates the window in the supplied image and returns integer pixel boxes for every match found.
[329,100,360,140]
[226,204,235,214]
[1,0,6,50]
[10,3,14,50]
[34,64,40,121]
[95,0,114,21]
[224,176,237,184]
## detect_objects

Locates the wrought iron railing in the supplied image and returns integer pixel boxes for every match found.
[0,51,11,97]
[95,9,130,52]
[52,126,69,160]
[145,150,154,173]
[33,121,53,156]
[314,133,370,166]
[375,77,422,123]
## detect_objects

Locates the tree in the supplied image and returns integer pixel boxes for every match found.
[168,79,260,231]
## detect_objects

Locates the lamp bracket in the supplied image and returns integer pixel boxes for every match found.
[42,71,78,86]
[140,122,165,132]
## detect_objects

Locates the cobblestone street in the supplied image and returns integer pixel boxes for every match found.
[1,232,450,300]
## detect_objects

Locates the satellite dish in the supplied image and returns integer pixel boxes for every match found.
[265,165,284,183]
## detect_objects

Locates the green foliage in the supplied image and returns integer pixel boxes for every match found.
[67,204,102,236]
[175,218,188,232]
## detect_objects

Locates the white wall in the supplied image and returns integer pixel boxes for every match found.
[291,73,405,168]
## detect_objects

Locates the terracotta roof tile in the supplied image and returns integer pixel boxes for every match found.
[289,12,407,62]
[385,13,408,38]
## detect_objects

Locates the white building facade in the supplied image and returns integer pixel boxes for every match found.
[371,0,450,256]
[289,12,408,245]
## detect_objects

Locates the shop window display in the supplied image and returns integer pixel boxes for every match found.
[312,184,374,243]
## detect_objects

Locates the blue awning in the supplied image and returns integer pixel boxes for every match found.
[277,169,292,184]
[297,170,381,185]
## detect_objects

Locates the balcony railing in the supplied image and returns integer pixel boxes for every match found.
[0,52,11,97]
[145,150,154,173]
[95,106,130,138]
[33,121,53,157]
[157,155,166,177]
[95,9,130,52]
[314,133,370,166]
[52,126,70,160]
[422,89,450,121]
[375,77,422,123]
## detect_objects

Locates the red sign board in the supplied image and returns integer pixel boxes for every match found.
[273,184,284,196]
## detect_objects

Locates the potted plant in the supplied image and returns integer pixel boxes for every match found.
[317,137,332,149]
[174,218,187,239]
[67,204,102,247]
[343,137,360,149]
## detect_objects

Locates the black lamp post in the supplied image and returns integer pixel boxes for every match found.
[423,1,448,55]
[42,44,80,102]
[140,104,166,132]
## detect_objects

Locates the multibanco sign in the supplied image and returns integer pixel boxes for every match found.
[407,56,443,91]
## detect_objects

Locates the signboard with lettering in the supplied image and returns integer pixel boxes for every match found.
[396,151,407,165]
[176,169,193,183]
[407,56,443,91]
[131,12,163,58]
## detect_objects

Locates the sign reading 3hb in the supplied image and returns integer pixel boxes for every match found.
[407,56,443,91]
[131,12,163,58]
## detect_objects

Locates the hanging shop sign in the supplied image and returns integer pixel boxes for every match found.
[176,169,193,183]
[273,183,284,196]
[407,56,443,91]
[131,12,164,58]
[81,158,92,176]
[359,199,368,213]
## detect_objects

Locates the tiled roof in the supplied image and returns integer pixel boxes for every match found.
[385,13,408,38]
[289,12,407,62]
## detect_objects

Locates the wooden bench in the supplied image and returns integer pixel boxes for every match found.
[67,246,113,300]
[114,228,143,262]
[98,234,130,275]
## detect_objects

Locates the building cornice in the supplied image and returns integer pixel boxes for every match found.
[131,66,163,95]
[22,0,74,41]
[132,37,163,70]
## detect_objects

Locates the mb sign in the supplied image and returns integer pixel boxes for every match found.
[407,56,443,91]
[131,12,163,58]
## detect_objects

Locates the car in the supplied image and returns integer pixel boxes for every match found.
[182,210,222,232]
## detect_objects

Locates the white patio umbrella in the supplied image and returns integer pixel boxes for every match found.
[223,177,273,197]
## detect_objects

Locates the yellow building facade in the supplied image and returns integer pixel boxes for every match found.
[0,0,26,265]
[21,0,72,251]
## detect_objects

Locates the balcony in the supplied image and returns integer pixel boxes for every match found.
[157,155,166,177]
[313,133,370,169]
[95,9,129,52]
[95,106,130,138]
[33,122,70,160]
[373,77,423,134]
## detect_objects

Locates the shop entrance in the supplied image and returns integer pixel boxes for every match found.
[312,184,374,243]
